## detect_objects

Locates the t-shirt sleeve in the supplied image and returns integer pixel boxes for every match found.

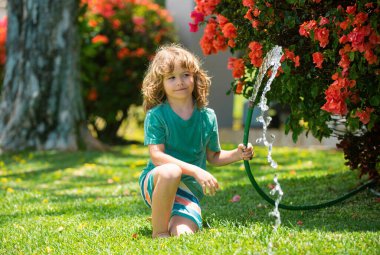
[207,111,221,152]
[144,110,166,145]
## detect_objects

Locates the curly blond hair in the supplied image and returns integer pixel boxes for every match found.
[142,44,211,112]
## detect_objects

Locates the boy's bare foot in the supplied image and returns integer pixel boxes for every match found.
[152,232,171,238]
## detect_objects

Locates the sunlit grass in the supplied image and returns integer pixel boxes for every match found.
[0,145,379,254]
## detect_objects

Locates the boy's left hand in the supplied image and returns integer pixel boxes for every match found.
[238,143,254,161]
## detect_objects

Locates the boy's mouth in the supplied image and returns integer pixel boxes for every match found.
[175,87,188,91]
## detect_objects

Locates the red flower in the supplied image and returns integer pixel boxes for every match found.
[314,27,330,48]
[228,39,236,48]
[369,31,380,46]
[348,26,371,52]
[319,17,329,26]
[339,35,348,44]
[92,35,109,44]
[285,49,295,61]
[339,20,350,31]
[189,22,199,33]
[190,10,205,24]
[228,57,245,78]
[217,15,229,27]
[364,49,378,64]
[338,53,350,72]
[248,41,263,67]
[299,20,317,37]
[280,49,300,68]
[355,107,374,124]
[312,52,324,69]
[321,77,356,115]
[0,16,7,65]
[294,56,300,67]
[353,12,368,26]
[235,81,244,94]
[195,0,221,16]
[88,19,98,28]
[87,88,98,101]
[200,19,219,55]
[339,44,352,55]
[133,48,146,57]
[346,5,357,15]
[253,8,261,17]
[117,47,130,59]
[212,33,228,52]
[252,20,260,29]
[244,9,253,21]
[132,16,146,33]
[112,19,121,29]
[242,0,255,8]
[222,23,237,39]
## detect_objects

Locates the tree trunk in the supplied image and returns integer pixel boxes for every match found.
[0,0,103,152]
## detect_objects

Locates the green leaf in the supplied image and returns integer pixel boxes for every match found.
[282,62,291,75]
[369,96,380,106]
[285,13,296,28]
[349,52,355,61]
[311,85,319,98]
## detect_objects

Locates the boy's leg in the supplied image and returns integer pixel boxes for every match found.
[169,215,199,236]
[151,163,182,238]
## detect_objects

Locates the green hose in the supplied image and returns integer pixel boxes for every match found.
[243,105,377,210]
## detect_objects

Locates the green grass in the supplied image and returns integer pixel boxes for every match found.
[0,145,379,254]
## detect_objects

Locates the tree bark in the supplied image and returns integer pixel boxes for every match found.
[0,0,103,152]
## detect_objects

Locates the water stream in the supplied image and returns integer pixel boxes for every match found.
[267,175,283,255]
[248,45,284,254]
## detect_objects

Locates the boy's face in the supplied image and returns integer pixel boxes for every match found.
[163,62,194,102]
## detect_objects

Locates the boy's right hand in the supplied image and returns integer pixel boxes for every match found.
[194,169,219,196]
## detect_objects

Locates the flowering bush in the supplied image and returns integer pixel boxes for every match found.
[80,0,176,143]
[190,0,379,178]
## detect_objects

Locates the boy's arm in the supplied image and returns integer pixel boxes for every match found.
[206,143,254,166]
[149,144,199,176]
[148,144,219,195]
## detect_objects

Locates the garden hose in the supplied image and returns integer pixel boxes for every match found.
[243,103,377,210]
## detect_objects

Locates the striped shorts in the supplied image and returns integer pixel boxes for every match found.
[139,170,202,229]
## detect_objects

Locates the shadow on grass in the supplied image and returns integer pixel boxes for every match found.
[0,150,104,177]
[201,172,380,233]
[0,149,146,181]
[0,193,149,225]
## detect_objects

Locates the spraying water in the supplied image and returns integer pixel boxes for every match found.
[249,45,283,169]
[267,175,284,255]
[248,45,284,254]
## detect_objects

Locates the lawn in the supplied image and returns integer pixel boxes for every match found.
[0,144,379,254]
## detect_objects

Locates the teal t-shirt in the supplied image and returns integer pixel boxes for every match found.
[139,101,221,200]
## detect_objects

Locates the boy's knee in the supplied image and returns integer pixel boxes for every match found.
[157,163,182,181]
[169,216,198,236]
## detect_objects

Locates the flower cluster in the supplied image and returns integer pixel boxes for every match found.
[80,0,176,142]
[297,4,380,123]
[191,0,379,178]
[321,73,356,115]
